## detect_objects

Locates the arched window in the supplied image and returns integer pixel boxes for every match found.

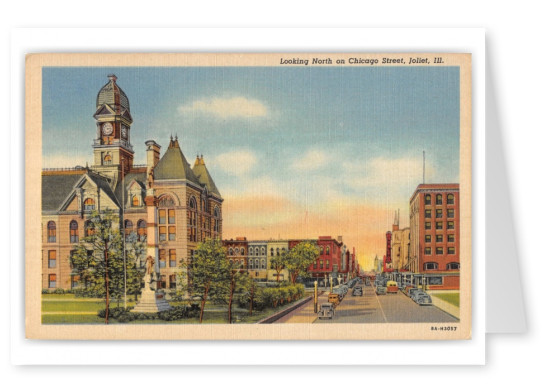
[248,247,252,255]
[241,248,245,256]
[436,194,443,205]
[188,196,197,242]
[229,248,234,256]
[255,259,259,269]
[424,262,438,271]
[124,220,133,239]
[84,198,95,211]
[70,220,79,243]
[137,220,147,241]
[277,248,280,256]
[320,246,323,255]
[47,221,56,243]
[446,262,460,270]
[261,247,265,256]
[132,195,139,207]
[424,194,431,205]
[447,194,455,205]
[85,220,95,237]
[255,248,259,256]
[159,195,176,207]
[270,248,274,257]
[103,154,112,165]
[213,206,221,234]
[326,246,330,255]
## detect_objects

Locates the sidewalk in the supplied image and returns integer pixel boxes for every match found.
[273,290,329,323]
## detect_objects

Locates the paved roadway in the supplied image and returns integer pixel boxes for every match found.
[276,280,458,324]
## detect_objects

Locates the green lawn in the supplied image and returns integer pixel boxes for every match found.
[432,293,460,307]
[41,294,305,324]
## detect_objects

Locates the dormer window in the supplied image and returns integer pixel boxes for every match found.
[84,198,95,211]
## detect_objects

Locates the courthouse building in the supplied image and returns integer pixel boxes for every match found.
[42,75,223,290]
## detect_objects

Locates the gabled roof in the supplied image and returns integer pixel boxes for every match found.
[192,155,221,198]
[153,137,201,185]
[114,171,147,205]
[42,173,83,212]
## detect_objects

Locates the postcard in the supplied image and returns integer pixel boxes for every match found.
[25,52,471,340]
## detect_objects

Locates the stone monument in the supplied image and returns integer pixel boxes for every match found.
[131,255,171,313]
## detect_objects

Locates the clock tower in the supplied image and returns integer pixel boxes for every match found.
[92,74,134,181]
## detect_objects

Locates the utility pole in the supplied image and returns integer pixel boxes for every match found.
[122,158,127,309]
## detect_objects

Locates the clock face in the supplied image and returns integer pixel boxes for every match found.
[121,125,128,138]
[102,123,113,135]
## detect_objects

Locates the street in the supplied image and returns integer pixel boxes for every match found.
[275,280,459,324]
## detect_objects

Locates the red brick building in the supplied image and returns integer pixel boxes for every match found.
[407,184,460,290]
[222,237,248,270]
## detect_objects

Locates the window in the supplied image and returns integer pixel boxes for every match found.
[447,262,460,270]
[436,194,443,205]
[71,275,79,289]
[261,247,265,256]
[48,274,56,288]
[424,247,432,255]
[436,221,443,230]
[248,248,252,255]
[169,275,177,289]
[270,248,274,257]
[84,198,95,211]
[168,226,176,241]
[320,247,323,255]
[447,247,456,255]
[255,248,259,256]
[436,209,443,218]
[425,209,432,218]
[427,276,443,285]
[241,248,245,256]
[448,234,455,242]
[103,154,112,165]
[137,220,147,241]
[326,246,330,255]
[326,260,330,268]
[277,248,280,256]
[159,226,167,242]
[425,235,431,243]
[124,220,133,239]
[48,250,56,268]
[229,248,234,256]
[436,247,444,255]
[213,207,220,234]
[188,197,197,242]
[169,249,176,267]
[159,249,166,268]
[436,234,443,243]
[158,275,167,289]
[47,221,56,242]
[84,220,95,237]
[447,221,455,229]
[424,194,431,205]
[255,260,259,269]
[313,261,317,269]
[158,210,166,224]
[425,222,431,230]
[424,262,438,271]
[168,209,175,224]
[132,195,139,207]
[70,220,79,243]
[447,194,455,204]
[447,209,455,218]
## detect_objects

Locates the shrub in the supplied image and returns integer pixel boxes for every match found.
[54,288,65,294]
[42,289,49,294]
[158,306,188,321]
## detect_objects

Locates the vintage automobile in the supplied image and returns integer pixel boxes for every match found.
[408,288,421,298]
[414,292,433,305]
[328,293,340,306]
[318,303,335,319]
[386,280,398,294]
[410,289,426,302]
[352,286,363,296]
[375,285,387,295]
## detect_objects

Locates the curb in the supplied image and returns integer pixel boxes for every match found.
[256,296,313,324]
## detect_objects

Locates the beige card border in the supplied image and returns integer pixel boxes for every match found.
[25,53,471,340]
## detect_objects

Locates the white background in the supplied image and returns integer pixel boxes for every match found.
[1,1,547,389]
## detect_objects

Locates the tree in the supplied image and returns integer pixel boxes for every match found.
[183,238,229,323]
[270,253,287,283]
[286,241,318,284]
[70,210,144,324]
[242,275,258,316]
[225,261,249,323]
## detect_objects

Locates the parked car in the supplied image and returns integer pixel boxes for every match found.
[413,292,433,306]
[376,285,387,295]
[410,290,426,302]
[408,288,421,298]
[318,303,335,319]
[353,286,363,296]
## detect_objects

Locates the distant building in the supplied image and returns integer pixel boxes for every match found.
[390,210,410,271]
[407,184,460,290]
[247,241,267,280]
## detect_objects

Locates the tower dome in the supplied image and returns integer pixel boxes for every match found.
[96,74,130,114]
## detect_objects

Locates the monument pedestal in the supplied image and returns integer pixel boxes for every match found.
[131,274,171,313]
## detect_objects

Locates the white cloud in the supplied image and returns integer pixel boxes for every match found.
[290,149,330,171]
[178,96,268,119]
[212,149,258,176]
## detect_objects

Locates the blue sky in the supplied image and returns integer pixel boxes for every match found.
[42,66,460,268]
